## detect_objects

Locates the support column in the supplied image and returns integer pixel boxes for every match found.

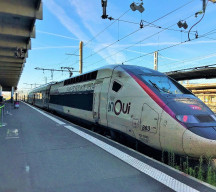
[15,93,18,101]
[11,86,14,103]
[0,85,2,96]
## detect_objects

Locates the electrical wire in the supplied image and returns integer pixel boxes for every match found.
[83,28,142,61]
[69,9,131,57]
[85,13,195,68]
[122,28,216,64]
[82,0,195,62]
[84,9,131,48]
[113,18,196,34]
[161,51,216,67]
[188,0,209,40]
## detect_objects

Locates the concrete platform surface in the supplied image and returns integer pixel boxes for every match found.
[0,102,215,192]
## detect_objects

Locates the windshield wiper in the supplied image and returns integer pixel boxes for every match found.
[149,80,161,92]
[149,80,171,94]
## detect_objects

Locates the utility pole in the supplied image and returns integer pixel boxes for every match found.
[154,51,158,71]
[79,41,83,74]
[65,41,83,74]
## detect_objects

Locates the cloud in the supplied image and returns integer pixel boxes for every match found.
[44,0,89,41]
[37,30,80,41]
[69,0,126,64]
[32,46,78,50]
[44,0,125,65]
[113,40,216,48]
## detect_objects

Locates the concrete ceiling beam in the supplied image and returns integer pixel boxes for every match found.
[0,0,42,20]
[0,49,15,57]
[0,67,21,70]
[0,49,28,58]
[0,56,24,63]
[0,61,23,66]
[0,38,31,50]
[0,24,35,38]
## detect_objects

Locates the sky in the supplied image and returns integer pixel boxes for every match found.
[18,0,216,91]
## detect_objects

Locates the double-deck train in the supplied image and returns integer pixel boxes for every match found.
[27,65,216,158]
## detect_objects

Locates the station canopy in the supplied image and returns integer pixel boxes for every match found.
[0,0,42,91]
[166,64,216,81]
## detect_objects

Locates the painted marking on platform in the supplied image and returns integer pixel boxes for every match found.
[23,101,200,192]
[64,125,198,192]
[25,165,30,173]
[24,103,65,125]
[5,129,19,139]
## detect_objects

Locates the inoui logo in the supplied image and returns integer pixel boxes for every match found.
[108,100,131,115]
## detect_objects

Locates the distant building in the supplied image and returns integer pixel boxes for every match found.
[184,83,216,113]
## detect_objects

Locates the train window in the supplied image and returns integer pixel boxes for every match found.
[77,76,81,82]
[112,81,122,92]
[141,75,191,95]
[64,71,98,86]
[79,76,82,82]
[84,74,88,81]
[91,71,97,80]
[87,73,91,80]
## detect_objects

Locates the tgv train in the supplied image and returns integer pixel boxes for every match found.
[27,65,216,158]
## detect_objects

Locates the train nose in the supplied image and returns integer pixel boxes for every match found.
[183,127,216,158]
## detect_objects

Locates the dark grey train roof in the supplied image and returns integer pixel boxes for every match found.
[28,65,165,93]
[88,64,165,76]
[62,65,164,81]
[121,65,166,76]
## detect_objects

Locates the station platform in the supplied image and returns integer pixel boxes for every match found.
[0,102,215,192]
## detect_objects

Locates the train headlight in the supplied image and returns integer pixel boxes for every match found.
[176,115,199,123]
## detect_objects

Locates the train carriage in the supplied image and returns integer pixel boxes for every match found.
[28,65,216,158]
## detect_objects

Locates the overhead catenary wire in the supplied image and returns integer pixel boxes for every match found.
[114,18,196,34]
[84,9,131,48]
[82,0,195,62]
[160,50,216,67]
[65,8,132,68]
[122,28,216,64]
[70,9,131,57]
[85,13,196,68]
[188,0,209,41]
[83,28,142,61]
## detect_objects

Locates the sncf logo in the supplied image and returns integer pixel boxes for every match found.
[108,100,131,115]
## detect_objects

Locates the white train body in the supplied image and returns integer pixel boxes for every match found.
[28,65,216,158]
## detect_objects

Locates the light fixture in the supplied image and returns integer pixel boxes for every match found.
[130,2,145,13]
[177,20,188,29]
[101,0,108,19]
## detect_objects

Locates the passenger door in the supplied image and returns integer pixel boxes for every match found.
[93,80,103,123]
[138,103,160,148]
[141,104,158,133]
[44,87,50,109]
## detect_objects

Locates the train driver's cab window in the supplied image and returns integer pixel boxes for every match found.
[112,81,122,92]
